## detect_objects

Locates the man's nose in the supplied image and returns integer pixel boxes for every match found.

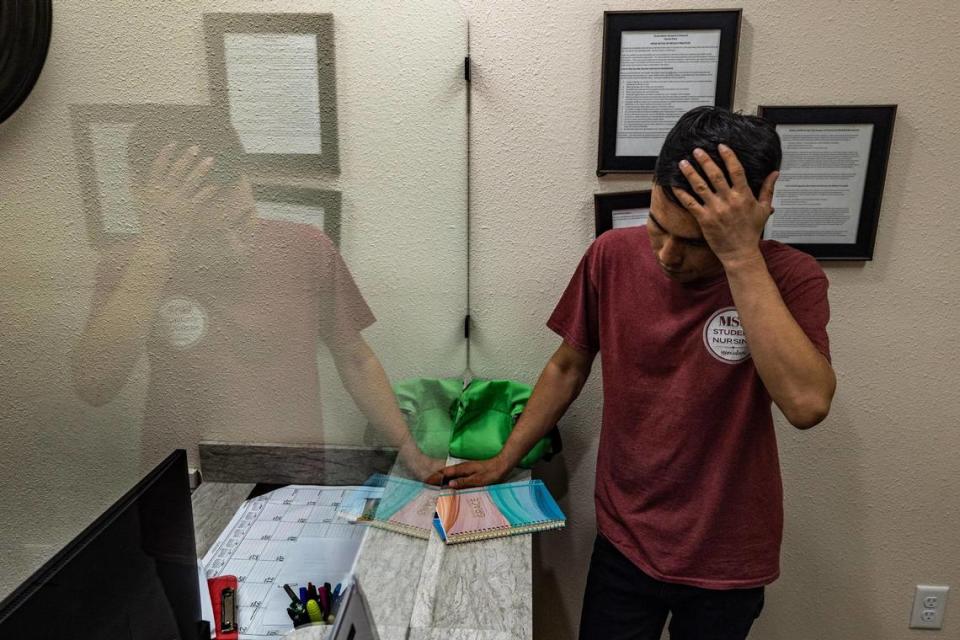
[659,237,684,267]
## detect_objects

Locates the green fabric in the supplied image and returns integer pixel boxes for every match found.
[392,377,560,468]
[449,379,557,468]
[392,377,461,459]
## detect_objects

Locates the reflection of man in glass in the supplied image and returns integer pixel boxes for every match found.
[75,109,437,477]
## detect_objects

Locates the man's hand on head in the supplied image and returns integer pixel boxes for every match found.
[672,144,779,269]
[137,142,222,246]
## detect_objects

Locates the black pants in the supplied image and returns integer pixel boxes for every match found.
[578,535,765,640]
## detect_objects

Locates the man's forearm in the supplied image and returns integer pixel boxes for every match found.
[335,344,412,449]
[725,253,835,428]
[496,355,591,468]
[74,243,173,405]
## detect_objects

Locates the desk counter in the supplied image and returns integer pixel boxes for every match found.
[192,443,532,640]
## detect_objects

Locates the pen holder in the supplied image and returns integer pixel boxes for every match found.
[283,622,332,639]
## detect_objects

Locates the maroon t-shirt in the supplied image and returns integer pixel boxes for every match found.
[90,220,374,452]
[547,227,831,589]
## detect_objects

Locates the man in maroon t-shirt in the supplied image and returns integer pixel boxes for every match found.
[74,110,439,479]
[436,107,836,639]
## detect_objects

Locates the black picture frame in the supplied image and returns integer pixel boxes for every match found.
[598,10,741,175]
[70,104,342,248]
[203,13,340,174]
[594,190,651,237]
[251,184,342,247]
[757,105,897,260]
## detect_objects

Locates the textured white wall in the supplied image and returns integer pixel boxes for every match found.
[0,0,466,598]
[460,0,960,638]
[3,1,959,637]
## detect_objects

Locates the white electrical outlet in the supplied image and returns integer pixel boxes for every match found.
[910,585,949,629]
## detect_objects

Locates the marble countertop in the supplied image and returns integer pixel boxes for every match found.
[192,443,532,639]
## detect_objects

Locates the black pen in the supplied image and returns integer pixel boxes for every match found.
[283,584,309,627]
[283,584,300,604]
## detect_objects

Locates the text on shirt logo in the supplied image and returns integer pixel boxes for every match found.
[703,307,751,364]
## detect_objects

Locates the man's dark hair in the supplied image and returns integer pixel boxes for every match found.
[127,106,245,187]
[654,106,781,207]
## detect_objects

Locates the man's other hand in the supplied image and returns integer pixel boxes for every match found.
[396,441,448,483]
[425,456,513,489]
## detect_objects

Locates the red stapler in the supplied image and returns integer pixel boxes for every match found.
[207,575,239,640]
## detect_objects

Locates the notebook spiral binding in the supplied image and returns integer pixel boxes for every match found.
[446,520,566,544]
[369,519,432,540]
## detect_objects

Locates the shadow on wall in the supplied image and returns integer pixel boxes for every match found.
[531,389,602,640]
[754,400,882,639]
[533,454,580,640]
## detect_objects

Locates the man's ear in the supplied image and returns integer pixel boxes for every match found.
[757,171,779,216]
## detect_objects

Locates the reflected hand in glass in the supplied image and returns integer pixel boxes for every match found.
[136,142,222,246]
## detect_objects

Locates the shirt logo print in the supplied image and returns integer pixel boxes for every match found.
[703,307,751,364]
[158,297,208,349]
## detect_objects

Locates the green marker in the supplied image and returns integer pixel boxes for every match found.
[306,598,323,623]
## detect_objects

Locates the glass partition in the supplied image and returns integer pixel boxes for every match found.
[0,0,467,604]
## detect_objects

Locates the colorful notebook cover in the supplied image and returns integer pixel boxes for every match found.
[365,474,440,539]
[434,479,566,544]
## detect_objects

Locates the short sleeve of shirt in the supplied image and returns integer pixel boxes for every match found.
[313,231,376,343]
[546,243,601,354]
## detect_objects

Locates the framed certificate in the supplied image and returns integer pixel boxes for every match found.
[252,184,342,246]
[594,190,651,237]
[71,104,147,244]
[597,10,741,175]
[204,13,340,174]
[757,105,897,260]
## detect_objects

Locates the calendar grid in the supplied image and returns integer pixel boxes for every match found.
[202,485,370,638]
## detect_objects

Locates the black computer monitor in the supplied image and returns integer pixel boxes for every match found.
[0,450,203,639]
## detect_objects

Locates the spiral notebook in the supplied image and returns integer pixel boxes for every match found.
[434,479,566,544]
[362,474,440,539]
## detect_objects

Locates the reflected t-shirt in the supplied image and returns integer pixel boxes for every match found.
[547,227,830,589]
[91,220,375,448]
